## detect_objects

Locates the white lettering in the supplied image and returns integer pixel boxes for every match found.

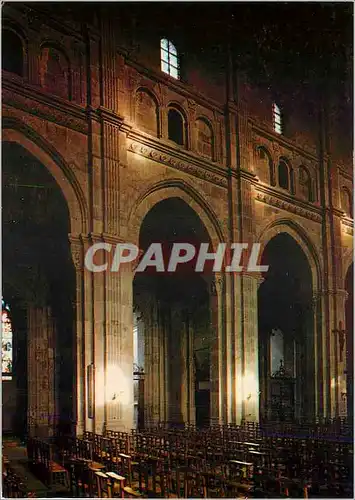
[195,243,226,272]
[135,243,165,272]
[247,243,269,272]
[225,243,248,272]
[84,243,112,273]
[111,244,139,272]
[167,243,196,272]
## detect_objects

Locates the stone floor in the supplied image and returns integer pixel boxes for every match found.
[3,438,70,498]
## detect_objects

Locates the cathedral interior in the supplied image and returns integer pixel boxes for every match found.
[2,2,353,498]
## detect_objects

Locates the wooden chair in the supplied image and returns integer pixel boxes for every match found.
[96,471,113,498]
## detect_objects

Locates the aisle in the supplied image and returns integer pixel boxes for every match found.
[3,439,50,497]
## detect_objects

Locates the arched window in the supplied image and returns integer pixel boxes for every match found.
[168,107,186,146]
[196,118,214,160]
[273,102,282,134]
[160,38,180,80]
[136,89,159,136]
[40,46,71,100]
[257,146,275,185]
[299,166,313,202]
[2,299,13,380]
[278,160,289,190]
[2,29,23,76]
[341,187,353,218]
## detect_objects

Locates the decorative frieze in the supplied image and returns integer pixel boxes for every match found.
[255,190,322,222]
[3,84,87,134]
[341,216,354,235]
[128,141,228,187]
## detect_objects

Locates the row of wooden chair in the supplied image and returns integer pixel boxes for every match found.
[27,437,70,489]
[62,428,352,497]
[27,421,353,498]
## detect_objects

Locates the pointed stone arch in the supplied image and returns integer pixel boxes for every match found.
[128,179,225,252]
[257,218,322,294]
[2,119,88,234]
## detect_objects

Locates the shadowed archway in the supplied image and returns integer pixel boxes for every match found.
[133,197,215,428]
[258,232,314,422]
[2,141,76,437]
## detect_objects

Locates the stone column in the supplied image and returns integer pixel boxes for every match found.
[331,290,349,418]
[187,312,195,424]
[91,235,106,434]
[158,304,168,423]
[143,298,153,426]
[168,306,184,424]
[224,272,234,423]
[27,305,56,438]
[80,235,95,433]
[69,235,85,436]
[210,273,226,424]
[103,236,123,431]
[180,312,188,424]
[240,272,260,422]
[312,293,323,420]
[114,263,134,431]
[143,297,166,427]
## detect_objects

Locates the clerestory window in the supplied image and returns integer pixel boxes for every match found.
[160,38,180,80]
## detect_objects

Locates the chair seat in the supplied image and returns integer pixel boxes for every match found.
[89,461,105,470]
[226,480,252,491]
[49,461,66,472]
[124,486,142,497]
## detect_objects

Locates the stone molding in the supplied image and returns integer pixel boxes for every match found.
[314,289,349,302]
[211,273,224,296]
[128,140,228,188]
[255,188,322,223]
[341,216,354,235]
[3,79,87,134]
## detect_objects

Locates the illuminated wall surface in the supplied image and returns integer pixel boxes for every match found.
[2,299,13,380]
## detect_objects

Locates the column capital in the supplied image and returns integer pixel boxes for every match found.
[70,232,135,246]
[240,270,265,286]
[316,288,349,299]
[211,272,224,296]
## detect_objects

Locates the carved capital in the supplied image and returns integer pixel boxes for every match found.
[71,246,83,271]
[211,273,224,296]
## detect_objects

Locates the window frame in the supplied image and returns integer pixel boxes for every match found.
[160,38,180,80]
[278,159,290,191]
[273,102,283,135]
[167,106,187,147]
